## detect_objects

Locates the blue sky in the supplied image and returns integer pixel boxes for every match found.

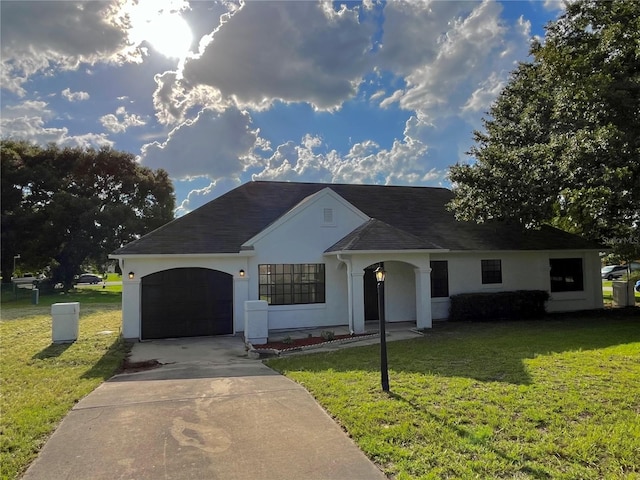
[1,0,564,216]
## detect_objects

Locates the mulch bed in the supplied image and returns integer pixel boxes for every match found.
[252,333,375,351]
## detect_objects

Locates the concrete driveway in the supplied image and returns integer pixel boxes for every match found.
[22,336,387,480]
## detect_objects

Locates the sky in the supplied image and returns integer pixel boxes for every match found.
[1,0,566,216]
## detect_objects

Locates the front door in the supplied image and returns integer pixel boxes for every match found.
[363,266,379,321]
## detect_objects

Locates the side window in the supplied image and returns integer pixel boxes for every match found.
[550,258,584,292]
[481,259,502,284]
[430,261,449,298]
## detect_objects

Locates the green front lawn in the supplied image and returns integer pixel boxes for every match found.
[268,313,640,479]
[0,303,128,480]
[1,284,122,307]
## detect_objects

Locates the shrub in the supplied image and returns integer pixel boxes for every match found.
[321,330,335,341]
[449,290,550,322]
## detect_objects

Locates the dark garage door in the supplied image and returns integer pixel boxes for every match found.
[141,268,233,339]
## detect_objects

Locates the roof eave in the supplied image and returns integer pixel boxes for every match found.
[109,251,256,260]
[324,248,449,256]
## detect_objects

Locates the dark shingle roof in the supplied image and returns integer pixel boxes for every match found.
[326,218,442,252]
[112,181,600,255]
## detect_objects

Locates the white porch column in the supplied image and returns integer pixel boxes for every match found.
[122,278,141,339]
[415,267,432,329]
[233,276,250,334]
[351,271,366,333]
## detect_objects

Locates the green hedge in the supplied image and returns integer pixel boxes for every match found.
[449,290,550,321]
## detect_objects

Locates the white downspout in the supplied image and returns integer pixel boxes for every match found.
[337,254,354,334]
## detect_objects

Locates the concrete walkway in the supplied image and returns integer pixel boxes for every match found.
[21,329,424,480]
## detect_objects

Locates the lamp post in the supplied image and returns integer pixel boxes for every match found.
[375,265,390,392]
[13,254,20,277]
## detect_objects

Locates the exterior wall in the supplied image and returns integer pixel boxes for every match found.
[117,220,603,338]
[429,249,603,318]
[118,255,251,339]
[547,250,603,312]
[245,190,368,331]
[384,261,417,322]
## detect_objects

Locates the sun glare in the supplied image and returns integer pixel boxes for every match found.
[128,0,193,60]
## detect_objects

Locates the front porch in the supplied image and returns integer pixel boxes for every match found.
[331,253,436,334]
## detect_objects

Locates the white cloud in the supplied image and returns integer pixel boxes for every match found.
[99,107,146,133]
[152,70,228,125]
[0,1,134,95]
[378,0,474,74]
[0,115,112,149]
[461,72,505,113]
[379,89,405,109]
[251,114,448,188]
[542,0,567,12]
[378,0,530,120]
[175,177,241,216]
[61,88,90,102]
[140,107,260,180]
[154,1,375,117]
[369,90,386,102]
[1,100,113,148]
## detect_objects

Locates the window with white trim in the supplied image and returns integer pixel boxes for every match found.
[259,264,326,305]
[481,259,502,284]
[550,258,583,292]
[430,261,449,298]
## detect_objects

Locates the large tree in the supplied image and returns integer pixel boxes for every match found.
[449,0,640,260]
[1,141,175,287]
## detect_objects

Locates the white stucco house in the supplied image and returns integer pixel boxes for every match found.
[110,181,603,340]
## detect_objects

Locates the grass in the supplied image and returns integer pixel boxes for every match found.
[1,283,122,307]
[0,302,128,480]
[267,312,640,479]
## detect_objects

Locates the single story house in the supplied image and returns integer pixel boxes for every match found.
[110,181,603,340]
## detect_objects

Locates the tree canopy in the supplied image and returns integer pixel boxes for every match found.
[1,141,175,287]
[449,0,639,260]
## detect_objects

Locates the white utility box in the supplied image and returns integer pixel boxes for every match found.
[244,300,269,345]
[52,302,80,343]
[612,281,635,307]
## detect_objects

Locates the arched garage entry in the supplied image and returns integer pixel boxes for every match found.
[141,268,233,339]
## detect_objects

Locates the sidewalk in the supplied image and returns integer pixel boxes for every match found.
[257,320,425,355]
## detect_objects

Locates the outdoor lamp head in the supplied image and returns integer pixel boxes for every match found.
[128,272,134,280]
[239,269,245,277]
[374,266,385,282]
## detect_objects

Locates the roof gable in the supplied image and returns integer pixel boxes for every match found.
[241,187,369,249]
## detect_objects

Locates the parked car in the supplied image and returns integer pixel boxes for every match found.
[11,273,36,285]
[601,265,628,280]
[11,273,46,285]
[635,280,640,293]
[75,273,102,284]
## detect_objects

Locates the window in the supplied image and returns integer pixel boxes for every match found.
[550,258,583,292]
[481,259,502,284]
[259,264,326,305]
[430,261,449,298]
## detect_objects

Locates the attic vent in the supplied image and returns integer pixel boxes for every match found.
[323,208,334,224]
